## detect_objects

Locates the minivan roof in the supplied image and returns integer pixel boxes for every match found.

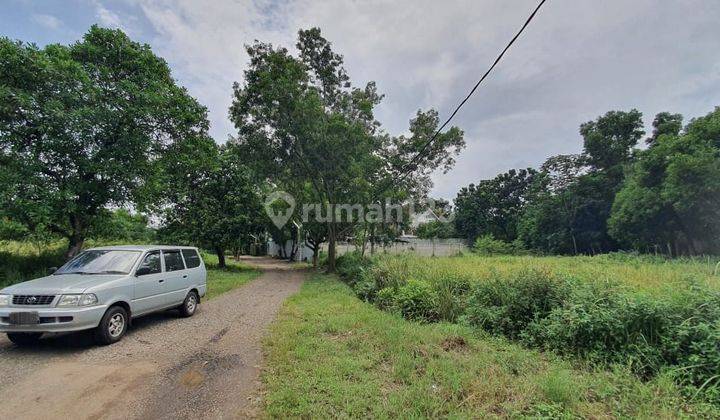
[86,245,199,252]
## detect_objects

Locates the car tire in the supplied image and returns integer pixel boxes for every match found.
[179,291,199,318]
[94,306,128,345]
[7,332,42,346]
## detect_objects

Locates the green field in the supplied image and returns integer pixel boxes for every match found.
[334,252,720,407]
[263,274,719,418]
[372,253,720,296]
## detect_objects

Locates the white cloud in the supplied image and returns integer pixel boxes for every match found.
[94,1,127,31]
[122,0,720,199]
[32,14,62,30]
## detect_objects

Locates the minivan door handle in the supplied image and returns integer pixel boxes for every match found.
[182,274,188,279]
[158,279,165,283]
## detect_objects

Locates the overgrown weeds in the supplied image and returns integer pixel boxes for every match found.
[333,251,720,405]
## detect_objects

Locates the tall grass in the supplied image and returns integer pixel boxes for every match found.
[263,275,720,417]
[0,241,66,288]
[371,253,720,296]
[335,252,720,405]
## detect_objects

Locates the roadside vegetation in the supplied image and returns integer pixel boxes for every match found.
[201,252,260,299]
[263,274,719,417]
[330,252,720,407]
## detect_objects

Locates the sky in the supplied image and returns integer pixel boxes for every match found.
[2,0,720,199]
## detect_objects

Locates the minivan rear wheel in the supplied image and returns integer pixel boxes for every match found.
[7,332,42,346]
[179,291,199,317]
[94,306,128,345]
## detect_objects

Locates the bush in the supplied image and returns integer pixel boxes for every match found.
[463,269,570,339]
[523,287,669,376]
[335,251,371,286]
[523,285,720,399]
[0,242,65,288]
[392,279,439,322]
[331,252,720,403]
[472,234,525,255]
[374,287,396,311]
[353,272,380,302]
[431,275,471,322]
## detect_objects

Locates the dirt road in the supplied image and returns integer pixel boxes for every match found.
[0,257,305,420]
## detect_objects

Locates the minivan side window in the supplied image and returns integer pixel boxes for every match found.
[164,250,185,272]
[182,249,202,269]
[139,251,162,275]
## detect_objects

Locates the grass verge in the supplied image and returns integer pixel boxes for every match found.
[262,274,719,418]
[203,254,260,300]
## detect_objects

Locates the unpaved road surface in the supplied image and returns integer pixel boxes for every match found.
[0,257,305,420]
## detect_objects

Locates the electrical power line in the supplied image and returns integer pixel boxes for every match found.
[398,0,548,180]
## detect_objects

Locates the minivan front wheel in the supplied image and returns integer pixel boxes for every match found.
[7,332,42,346]
[94,306,128,345]
[179,291,199,317]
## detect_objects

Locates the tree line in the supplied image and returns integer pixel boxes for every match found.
[3,25,716,269]
[0,26,465,270]
[453,107,720,256]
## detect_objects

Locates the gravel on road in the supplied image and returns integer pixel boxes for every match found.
[0,257,305,420]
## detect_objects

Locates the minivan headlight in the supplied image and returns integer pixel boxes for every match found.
[0,294,9,307]
[57,294,98,307]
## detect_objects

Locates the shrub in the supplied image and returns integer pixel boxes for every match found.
[335,251,371,286]
[472,234,525,255]
[353,272,380,302]
[332,252,720,403]
[0,243,65,288]
[523,287,669,376]
[392,279,439,322]
[523,285,720,398]
[374,287,397,312]
[463,269,570,339]
[431,275,471,322]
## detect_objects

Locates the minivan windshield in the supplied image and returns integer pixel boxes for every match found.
[55,250,141,275]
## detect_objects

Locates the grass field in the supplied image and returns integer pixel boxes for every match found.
[335,252,720,405]
[372,253,720,296]
[263,274,719,418]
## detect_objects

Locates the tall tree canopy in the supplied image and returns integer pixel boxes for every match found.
[454,168,537,243]
[230,28,464,270]
[0,26,209,258]
[609,108,720,255]
[159,141,264,268]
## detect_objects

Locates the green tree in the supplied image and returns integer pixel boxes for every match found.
[0,26,208,259]
[580,109,644,172]
[89,209,155,243]
[161,142,264,268]
[454,168,537,243]
[519,110,643,254]
[646,112,683,146]
[416,220,456,239]
[610,108,720,254]
[230,28,463,271]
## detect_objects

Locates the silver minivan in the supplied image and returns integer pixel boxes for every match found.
[0,245,207,346]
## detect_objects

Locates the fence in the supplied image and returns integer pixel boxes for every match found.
[322,238,469,257]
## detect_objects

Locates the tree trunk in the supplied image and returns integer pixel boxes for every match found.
[65,234,85,260]
[312,247,319,268]
[215,247,226,268]
[571,234,578,255]
[65,215,85,260]
[327,225,337,272]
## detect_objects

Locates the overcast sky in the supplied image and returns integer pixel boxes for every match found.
[3,0,720,199]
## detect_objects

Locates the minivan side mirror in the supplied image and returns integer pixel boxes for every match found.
[48,267,58,275]
[135,266,153,277]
